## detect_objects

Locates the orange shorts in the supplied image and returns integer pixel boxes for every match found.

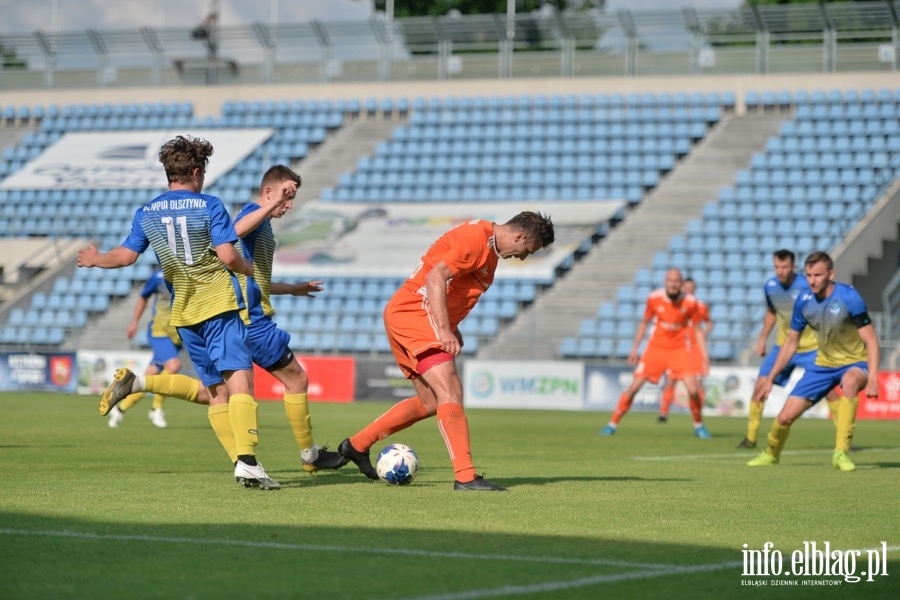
[634,344,699,384]
[383,289,450,379]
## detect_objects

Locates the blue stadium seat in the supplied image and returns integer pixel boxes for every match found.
[709,342,735,361]
[0,327,18,344]
[615,303,636,320]
[597,302,616,320]
[613,339,632,359]
[615,321,636,339]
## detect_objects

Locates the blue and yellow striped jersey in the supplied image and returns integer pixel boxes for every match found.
[122,190,244,327]
[764,273,818,353]
[791,282,869,367]
[234,202,272,325]
[139,269,179,343]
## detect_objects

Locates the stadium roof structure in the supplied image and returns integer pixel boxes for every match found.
[0,1,898,87]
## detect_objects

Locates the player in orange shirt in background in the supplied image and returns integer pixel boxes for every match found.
[600,268,712,438]
[338,212,555,491]
[657,277,711,424]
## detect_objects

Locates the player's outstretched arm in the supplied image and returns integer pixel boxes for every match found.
[270,281,323,297]
[77,244,140,269]
[234,180,297,238]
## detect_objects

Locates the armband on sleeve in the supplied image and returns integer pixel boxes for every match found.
[851,312,872,328]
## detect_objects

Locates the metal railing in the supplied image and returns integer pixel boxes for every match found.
[1,2,899,89]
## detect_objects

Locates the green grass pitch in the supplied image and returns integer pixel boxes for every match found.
[1,392,898,599]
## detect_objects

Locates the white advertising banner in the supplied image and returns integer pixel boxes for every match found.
[271,200,625,280]
[77,350,152,395]
[0,129,274,190]
[584,363,829,418]
[463,360,584,410]
[702,365,829,419]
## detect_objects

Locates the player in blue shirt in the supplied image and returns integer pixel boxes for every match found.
[748,251,880,471]
[737,249,841,449]
[232,165,347,471]
[107,268,181,429]
[77,135,279,490]
[104,165,347,472]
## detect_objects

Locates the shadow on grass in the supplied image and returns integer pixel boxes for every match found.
[2,512,895,600]
[265,472,693,489]
[493,475,692,486]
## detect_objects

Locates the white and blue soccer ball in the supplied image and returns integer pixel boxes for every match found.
[375,443,419,485]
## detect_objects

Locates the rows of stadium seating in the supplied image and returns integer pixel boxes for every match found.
[0,91,707,351]
[0,87,896,360]
[269,277,535,354]
[0,260,155,346]
[561,88,900,361]
[218,90,736,117]
[321,97,723,205]
[745,88,900,111]
[0,98,370,350]
[408,91,735,112]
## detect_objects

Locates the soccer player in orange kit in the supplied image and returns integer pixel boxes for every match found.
[657,277,711,423]
[338,211,555,491]
[600,268,712,438]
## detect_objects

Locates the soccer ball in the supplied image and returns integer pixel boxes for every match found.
[375,443,419,485]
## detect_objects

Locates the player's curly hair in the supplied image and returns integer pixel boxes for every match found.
[158,135,214,185]
[506,211,555,248]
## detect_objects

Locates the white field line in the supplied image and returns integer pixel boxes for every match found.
[407,546,900,600]
[401,561,742,600]
[0,529,673,570]
[402,546,900,600]
[3,530,895,600]
[634,446,900,462]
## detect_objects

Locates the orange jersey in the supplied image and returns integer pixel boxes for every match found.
[385,220,498,377]
[643,289,701,351]
[400,219,497,328]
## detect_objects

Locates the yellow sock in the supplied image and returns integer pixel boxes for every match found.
[747,401,764,443]
[207,404,238,463]
[145,372,200,403]
[826,395,841,431]
[229,393,259,457]
[150,394,165,410]
[835,395,859,453]
[766,422,791,459]
[284,393,315,451]
[117,391,146,412]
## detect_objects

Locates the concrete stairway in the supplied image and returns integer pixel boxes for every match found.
[284,116,406,210]
[0,123,33,154]
[481,112,790,361]
[74,284,145,350]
